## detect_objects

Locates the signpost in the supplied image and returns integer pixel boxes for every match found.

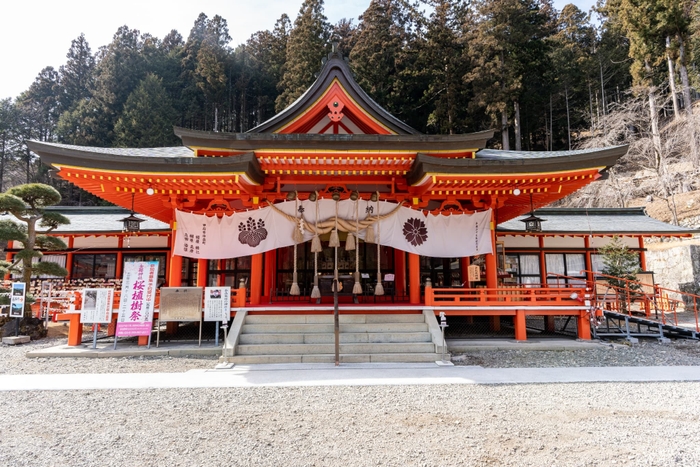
[80,288,114,349]
[157,287,203,347]
[9,282,25,336]
[204,287,230,346]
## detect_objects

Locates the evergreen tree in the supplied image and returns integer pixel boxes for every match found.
[15,67,62,183]
[599,235,642,311]
[58,33,95,114]
[114,74,179,147]
[0,184,69,293]
[549,4,596,149]
[467,0,554,150]
[275,0,331,111]
[0,98,19,192]
[421,0,471,134]
[180,14,233,131]
[332,18,357,58]
[349,0,425,128]
[244,14,291,126]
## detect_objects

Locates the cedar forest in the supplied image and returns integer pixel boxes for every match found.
[0,0,697,221]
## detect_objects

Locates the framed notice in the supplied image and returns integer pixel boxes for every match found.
[81,288,114,324]
[159,287,203,321]
[204,287,230,322]
[117,261,159,337]
[9,282,25,318]
[468,265,481,283]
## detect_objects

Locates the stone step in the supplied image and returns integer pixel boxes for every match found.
[225,353,441,364]
[235,342,436,356]
[238,332,432,345]
[243,314,424,325]
[241,322,428,334]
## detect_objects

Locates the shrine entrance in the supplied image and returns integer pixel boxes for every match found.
[274,240,397,302]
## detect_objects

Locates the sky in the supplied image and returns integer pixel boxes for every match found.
[0,0,597,101]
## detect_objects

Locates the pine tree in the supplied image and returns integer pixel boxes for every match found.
[275,0,331,111]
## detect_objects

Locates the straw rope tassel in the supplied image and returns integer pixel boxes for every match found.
[352,199,362,294]
[374,192,384,296]
[310,196,321,299]
[329,199,340,247]
[310,192,322,253]
[289,197,301,296]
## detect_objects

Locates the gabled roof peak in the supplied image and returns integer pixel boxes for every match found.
[248,49,419,135]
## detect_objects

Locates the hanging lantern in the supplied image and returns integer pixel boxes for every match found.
[120,193,145,232]
[520,193,545,233]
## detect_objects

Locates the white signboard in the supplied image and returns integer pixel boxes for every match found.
[204,287,230,322]
[80,288,114,324]
[9,282,25,318]
[117,261,159,337]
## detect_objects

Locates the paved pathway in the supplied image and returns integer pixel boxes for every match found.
[2,363,700,391]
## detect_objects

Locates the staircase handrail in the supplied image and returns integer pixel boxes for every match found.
[580,270,699,333]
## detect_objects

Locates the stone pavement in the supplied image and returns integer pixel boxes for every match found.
[2,363,700,391]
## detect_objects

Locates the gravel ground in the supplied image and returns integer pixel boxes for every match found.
[1,383,699,466]
[2,337,700,375]
[1,337,700,466]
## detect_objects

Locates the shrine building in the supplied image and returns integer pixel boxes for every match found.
[21,49,693,350]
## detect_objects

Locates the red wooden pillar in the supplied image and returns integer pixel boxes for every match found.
[263,249,276,302]
[408,253,420,304]
[116,236,124,279]
[485,210,498,289]
[250,253,263,305]
[460,257,470,286]
[66,237,75,280]
[638,237,647,271]
[216,260,225,287]
[514,309,527,341]
[168,229,183,287]
[584,236,593,284]
[169,255,183,287]
[577,311,591,340]
[486,211,499,331]
[197,258,208,287]
[394,249,406,298]
[538,236,547,286]
[4,252,13,281]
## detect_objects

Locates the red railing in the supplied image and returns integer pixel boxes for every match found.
[425,284,586,308]
[583,270,700,332]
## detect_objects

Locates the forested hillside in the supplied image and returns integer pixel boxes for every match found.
[0,0,696,222]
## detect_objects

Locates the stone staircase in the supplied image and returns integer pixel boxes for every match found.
[224,312,443,364]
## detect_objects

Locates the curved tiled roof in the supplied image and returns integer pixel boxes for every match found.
[498,208,696,235]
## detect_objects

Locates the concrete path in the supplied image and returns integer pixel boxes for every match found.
[2,363,700,391]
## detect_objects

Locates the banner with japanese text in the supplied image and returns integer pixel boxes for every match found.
[116,261,159,337]
[174,201,492,259]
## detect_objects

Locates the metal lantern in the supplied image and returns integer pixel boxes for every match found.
[121,213,145,232]
[521,193,545,232]
[521,212,544,232]
[120,193,145,232]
